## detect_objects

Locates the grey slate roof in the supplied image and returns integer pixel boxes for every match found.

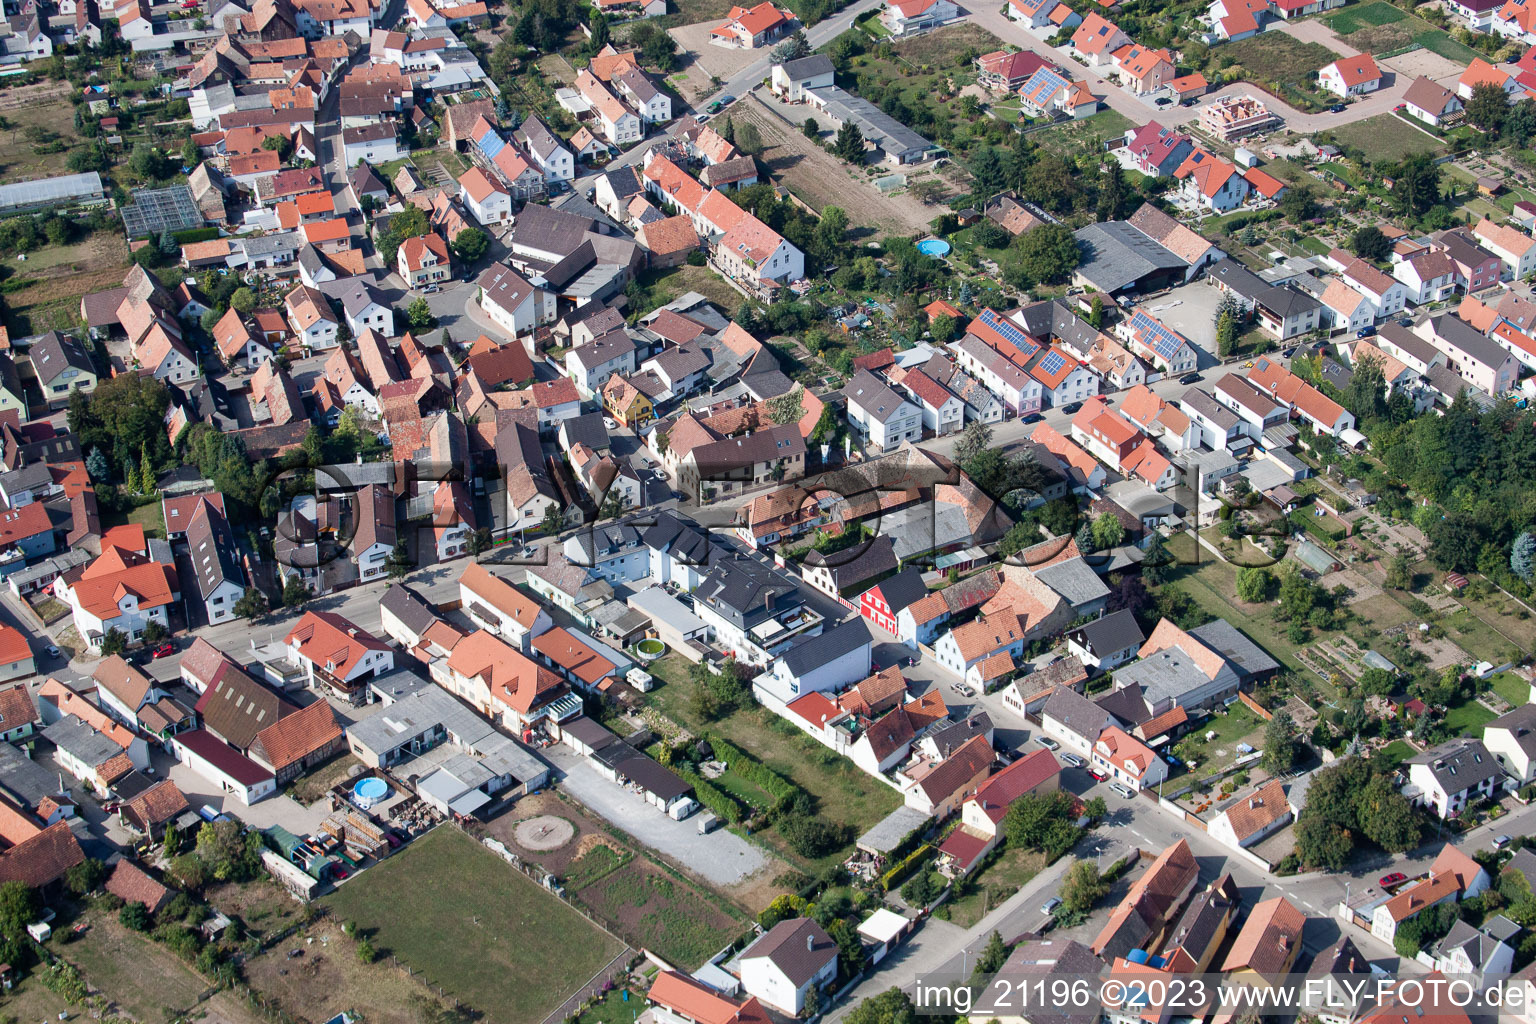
[380,583,438,637]
[1034,557,1110,610]
[779,54,834,80]
[1188,619,1279,680]
[1015,299,1101,354]
[1073,221,1188,293]
[742,918,838,986]
[871,566,927,615]
[782,617,871,677]
[1406,737,1503,794]
[1041,685,1116,740]
[1068,608,1145,657]
[844,368,914,425]
[28,331,92,384]
[186,501,242,600]
[1429,312,1512,372]
[803,535,898,591]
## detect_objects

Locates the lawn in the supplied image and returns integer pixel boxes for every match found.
[628,264,744,315]
[1380,739,1414,765]
[575,986,648,1024]
[1221,34,1339,112]
[576,857,744,967]
[1442,697,1497,734]
[1172,702,1265,776]
[0,230,132,336]
[646,655,904,869]
[1168,560,1305,674]
[1334,113,1446,163]
[1493,672,1531,708]
[1030,109,1136,159]
[323,826,625,1021]
[941,846,1050,928]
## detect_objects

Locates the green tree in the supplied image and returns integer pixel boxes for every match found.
[281,574,311,608]
[1279,183,1318,223]
[973,930,1008,978]
[405,298,436,330]
[770,31,810,61]
[845,989,916,1024]
[1465,81,1510,135]
[1084,796,1107,820]
[451,227,489,264]
[1351,225,1391,262]
[1090,512,1124,549]
[119,901,151,931]
[954,420,993,467]
[1087,295,1104,329]
[99,627,128,657]
[1216,309,1238,357]
[833,122,866,163]
[141,619,168,646]
[63,858,107,897]
[1096,160,1127,222]
[0,881,39,936]
[1260,709,1299,775]
[466,528,492,560]
[767,385,805,425]
[234,587,267,620]
[181,136,201,167]
[357,937,377,963]
[541,502,565,535]
[261,133,293,161]
[1235,566,1274,603]
[158,229,177,257]
[735,121,763,156]
[1513,532,1536,582]
[1391,153,1443,217]
[138,442,155,495]
[385,539,413,581]
[1060,860,1109,917]
[1385,550,1413,590]
[1005,223,1080,287]
[129,142,168,181]
[1003,790,1080,859]
[803,117,819,139]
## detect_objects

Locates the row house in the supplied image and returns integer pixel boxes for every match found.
[1472,217,1536,281]
[1115,309,1197,374]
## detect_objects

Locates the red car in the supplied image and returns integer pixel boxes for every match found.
[150,642,175,659]
[332,865,350,880]
[1089,769,1110,782]
[1378,872,1407,888]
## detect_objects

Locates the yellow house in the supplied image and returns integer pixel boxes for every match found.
[602,373,652,428]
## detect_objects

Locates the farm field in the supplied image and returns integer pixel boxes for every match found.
[1332,113,1445,163]
[322,825,625,1022]
[1325,1,1481,63]
[0,90,83,185]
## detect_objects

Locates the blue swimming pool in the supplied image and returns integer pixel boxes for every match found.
[353,777,389,809]
[916,239,951,257]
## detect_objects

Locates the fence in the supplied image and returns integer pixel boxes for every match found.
[1238,691,1273,722]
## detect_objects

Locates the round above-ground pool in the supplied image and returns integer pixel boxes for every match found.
[353,777,389,810]
[635,638,667,662]
[915,238,951,257]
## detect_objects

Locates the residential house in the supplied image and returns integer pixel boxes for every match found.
[1473,218,1536,281]
[1403,75,1464,126]
[1206,778,1292,850]
[1221,896,1304,979]
[1065,609,1145,672]
[1417,313,1517,395]
[283,611,395,700]
[844,369,922,451]
[709,1,790,47]
[1318,53,1382,97]
[398,233,452,288]
[185,500,245,625]
[459,562,553,652]
[879,0,957,35]
[1070,12,1131,65]
[1404,737,1505,819]
[738,918,838,1015]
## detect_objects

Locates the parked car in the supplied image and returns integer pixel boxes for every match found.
[1179,372,1201,384]
[1155,96,1172,106]
[1494,835,1513,850]
[1036,735,1060,750]
[1089,768,1109,782]
[1356,325,1377,338]
[1061,753,1084,768]
[1110,782,1136,799]
[1061,401,1083,415]
[1329,104,1346,113]
[43,645,59,659]
[150,642,175,659]
[1378,872,1407,887]
[1021,412,1043,424]
[1041,897,1062,915]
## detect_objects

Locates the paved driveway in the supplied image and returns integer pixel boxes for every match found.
[1270,18,1353,56]
[543,744,768,886]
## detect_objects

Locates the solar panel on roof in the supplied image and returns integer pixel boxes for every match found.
[980,309,1041,356]
[1038,350,1066,376]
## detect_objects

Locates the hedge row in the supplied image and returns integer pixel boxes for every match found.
[681,770,745,824]
[880,844,934,892]
[1294,508,1346,545]
[709,735,801,812]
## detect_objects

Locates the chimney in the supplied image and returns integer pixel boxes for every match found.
[806,934,814,953]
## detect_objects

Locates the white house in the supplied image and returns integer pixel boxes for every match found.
[1317,53,1382,97]
[55,551,178,651]
[342,123,403,165]
[566,332,638,397]
[844,369,921,450]
[1473,218,1536,281]
[284,611,395,693]
[1433,920,1515,987]
[1205,778,1292,850]
[879,0,957,35]
[1484,704,1536,783]
[1404,738,1505,819]
[770,54,835,102]
[900,368,964,436]
[757,619,872,703]
[1089,725,1168,791]
[1038,684,1116,759]
[459,168,512,226]
[284,284,340,351]
[514,117,575,182]
[477,261,555,337]
[737,918,839,1016]
[459,562,553,652]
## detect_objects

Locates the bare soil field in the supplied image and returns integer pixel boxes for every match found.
[243,919,455,1024]
[727,95,942,236]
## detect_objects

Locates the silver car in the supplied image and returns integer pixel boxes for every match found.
[1060,753,1084,768]
[1111,782,1136,799]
